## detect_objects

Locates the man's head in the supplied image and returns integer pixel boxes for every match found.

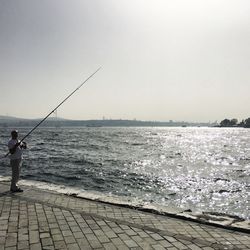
[11,130,18,139]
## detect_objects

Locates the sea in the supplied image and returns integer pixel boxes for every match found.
[0,127,249,220]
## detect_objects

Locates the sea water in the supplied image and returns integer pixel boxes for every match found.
[0,127,249,219]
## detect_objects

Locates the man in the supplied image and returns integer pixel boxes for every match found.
[8,130,27,192]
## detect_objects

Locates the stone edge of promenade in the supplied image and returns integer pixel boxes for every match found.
[72,193,250,234]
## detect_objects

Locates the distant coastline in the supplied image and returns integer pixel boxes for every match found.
[1,115,249,128]
[0,115,215,128]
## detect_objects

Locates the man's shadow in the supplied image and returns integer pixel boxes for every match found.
[0,190,13,197]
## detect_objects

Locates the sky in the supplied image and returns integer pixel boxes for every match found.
[0,0,250,122]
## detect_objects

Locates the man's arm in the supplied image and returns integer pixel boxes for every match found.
[9,143,19,154]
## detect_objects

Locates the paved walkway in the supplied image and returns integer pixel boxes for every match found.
[0,182,249,250]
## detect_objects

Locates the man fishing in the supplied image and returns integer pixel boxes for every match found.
[1,68,101,190]
[8,130,27,192]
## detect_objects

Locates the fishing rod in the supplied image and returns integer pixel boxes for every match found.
[1,67,101,159]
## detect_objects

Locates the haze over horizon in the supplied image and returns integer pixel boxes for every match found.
[0,0,250,123]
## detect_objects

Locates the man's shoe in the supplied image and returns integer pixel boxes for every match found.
[10,188,23,193]
[16,188,23,192]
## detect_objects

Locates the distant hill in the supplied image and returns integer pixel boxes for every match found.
[0,115,213,128]
[0,115,25,120]
[0,115,30,123]
[0,115,66,127]
[0,115,66,122]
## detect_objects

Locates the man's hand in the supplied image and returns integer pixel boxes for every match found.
[21,142,27,149]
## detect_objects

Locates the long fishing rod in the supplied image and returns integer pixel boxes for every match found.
[1,67,101,159]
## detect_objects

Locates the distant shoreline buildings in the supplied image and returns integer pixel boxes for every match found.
[0,115,249,128]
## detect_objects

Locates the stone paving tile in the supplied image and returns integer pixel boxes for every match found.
[0,182,249,249]
[0,197,208,250]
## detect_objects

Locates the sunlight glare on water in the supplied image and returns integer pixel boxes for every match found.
[0,127,249,219]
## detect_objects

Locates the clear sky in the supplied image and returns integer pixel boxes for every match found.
[0,0,249,122]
